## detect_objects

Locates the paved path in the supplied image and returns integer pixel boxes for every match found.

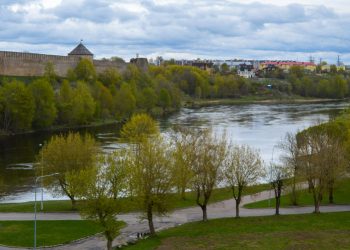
[1,189,350,250]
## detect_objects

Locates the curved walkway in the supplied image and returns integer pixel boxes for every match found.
[1,189,350,250]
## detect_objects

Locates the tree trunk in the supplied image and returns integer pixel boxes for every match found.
[291,176,297,205]
[107,238,112,250]
[235,199,240,218]
[314,200,320,213]
[201,205,207,221]
[147,204,155,235]
[328,185,334,204]
[181,187,186,200]
[275,196,280,215]
[71,198,77,210]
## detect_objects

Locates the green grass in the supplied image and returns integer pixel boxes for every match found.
[0,184,271,213]
[244,178,350,209]
[123,212,350,250]
[0,220,104,247]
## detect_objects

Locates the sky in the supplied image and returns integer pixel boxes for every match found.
[0,0,349,63]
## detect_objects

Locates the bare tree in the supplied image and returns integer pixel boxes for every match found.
[223,144,264,218]
[268,162,290,215]
[279,132,301,205]
[190,129,227,221]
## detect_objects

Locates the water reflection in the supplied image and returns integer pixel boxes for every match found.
[0,101,348,202]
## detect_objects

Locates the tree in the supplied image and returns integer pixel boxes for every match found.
[74,58,96,82]
[39,132,99,208]
[223,144,264,218]
[98,68,123,89]
[29,79,57,128]
[0,81,35,132]
[297,127,345,213]
[70,82,96,124]
[268,163,290,215]
[186,128,227,221]
[120,113,159,142]
[113,83,136,119]
[279,132,301,205]
[93,81,113,119]
[139,87,157,112]
[44,62,59,86]
[171,127,196,200]
[158,88,171,112]
[124,135,173,235]
[67,153,127,250]
[56,80,73,124]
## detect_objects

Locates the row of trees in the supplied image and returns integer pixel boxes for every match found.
[39,114,266,249]
[1,59,349,134]
[38,112,350,249]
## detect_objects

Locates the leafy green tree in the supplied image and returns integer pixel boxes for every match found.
[113,83,136,119]
[44,62,59,86]
[67,153,127,250]
[331,75,348,98]
[158,88,171,112]
[56,80,73,124]
[139,87,157,112]
[93,81,113,119]
[98,68,123,89]
[71,82,96,124]
[120,113,159,142]
[29,79,57,128]
[0,81,35,132]
[74,58,96,82]
[124,135,173,235]
[39,132,99,208]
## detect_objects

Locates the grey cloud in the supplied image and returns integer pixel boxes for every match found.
[0,0,348,63]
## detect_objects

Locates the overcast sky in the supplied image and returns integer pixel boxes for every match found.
[0,0,349,63]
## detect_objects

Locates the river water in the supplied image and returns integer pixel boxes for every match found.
[0,101,348,203]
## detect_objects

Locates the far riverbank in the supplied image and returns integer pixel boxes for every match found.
[185,96,349,108]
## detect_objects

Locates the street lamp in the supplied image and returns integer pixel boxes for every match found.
[34,173,59,250]
[38,143,44,211]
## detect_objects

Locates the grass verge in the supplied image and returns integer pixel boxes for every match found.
[0,220,105,247]
[123,212,350,250]
[244,178,350,209]
[0,183,271,213]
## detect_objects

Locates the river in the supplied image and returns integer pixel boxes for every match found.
[0,101,348,203]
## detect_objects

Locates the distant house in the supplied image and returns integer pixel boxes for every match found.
[237,63,255,78]
[259,61,316,72]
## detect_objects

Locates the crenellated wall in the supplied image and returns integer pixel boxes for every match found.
[0,51,128,77]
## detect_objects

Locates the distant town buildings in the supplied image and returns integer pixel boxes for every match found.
[148,57,347,78]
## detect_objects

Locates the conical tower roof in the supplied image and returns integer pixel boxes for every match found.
[68,42,93,56]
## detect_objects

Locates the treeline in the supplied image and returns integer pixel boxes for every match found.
[0,61,349,134]
[265,66,350,98]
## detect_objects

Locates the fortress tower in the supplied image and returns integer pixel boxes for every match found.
[68,42,94,60]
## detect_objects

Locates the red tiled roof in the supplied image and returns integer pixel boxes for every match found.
[261,61,316,66]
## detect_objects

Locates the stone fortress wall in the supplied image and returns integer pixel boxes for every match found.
[0,44,132,77]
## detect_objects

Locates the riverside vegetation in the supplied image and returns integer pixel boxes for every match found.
[0,59,349,135]
[18,110,348,249]
[0,110,349,249]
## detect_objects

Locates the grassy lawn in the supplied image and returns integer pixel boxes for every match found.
[123,212,350,250]
[0,183,271,213]
[244,178,350,209]
[0,220,105,247]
